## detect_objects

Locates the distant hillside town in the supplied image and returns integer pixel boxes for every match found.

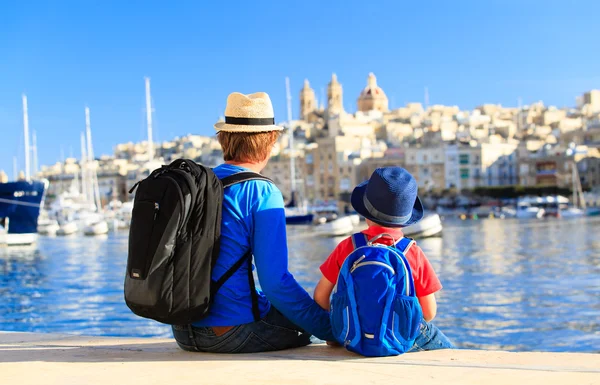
[8,73,600,209]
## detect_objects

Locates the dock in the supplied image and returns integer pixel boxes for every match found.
[1,332,598,384]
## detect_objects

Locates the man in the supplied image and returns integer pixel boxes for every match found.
[172,92,333,353]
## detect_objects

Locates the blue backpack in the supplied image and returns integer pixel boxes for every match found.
[330,233,423,357]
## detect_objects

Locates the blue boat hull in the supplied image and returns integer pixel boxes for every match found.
[0,180,47,234]
[286,214,314,225]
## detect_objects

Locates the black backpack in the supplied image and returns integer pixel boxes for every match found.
[124,159,272,325]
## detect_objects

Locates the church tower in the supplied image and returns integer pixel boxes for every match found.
[327,73,344,115]
[299,79,316,121]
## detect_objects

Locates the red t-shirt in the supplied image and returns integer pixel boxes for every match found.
[320,226,442,297]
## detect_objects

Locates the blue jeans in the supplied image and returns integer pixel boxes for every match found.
[172,307,312,353]
[408,321,455,352]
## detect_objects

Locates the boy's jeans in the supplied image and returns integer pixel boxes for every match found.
[408,321,455,352]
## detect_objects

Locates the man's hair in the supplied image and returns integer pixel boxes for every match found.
[217,131,281,163]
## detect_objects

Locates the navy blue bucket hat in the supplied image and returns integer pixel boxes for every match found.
[351,167,424,228]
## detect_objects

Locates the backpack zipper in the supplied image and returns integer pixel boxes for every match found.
[351,255,366,270]
[350,261,395,275]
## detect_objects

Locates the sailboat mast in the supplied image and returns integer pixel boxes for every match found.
[285,77,295,194]
[80,132,88,200]
[32,130,39,176]
[22,94,31,181]
[12,157,17,181]
[572,161,577,207]
[145,77,154,162]
[85,107,102,211]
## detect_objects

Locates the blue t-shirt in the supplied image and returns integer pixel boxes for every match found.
[192,164,333,341]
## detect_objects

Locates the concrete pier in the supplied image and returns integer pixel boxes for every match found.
[1,332,598,385]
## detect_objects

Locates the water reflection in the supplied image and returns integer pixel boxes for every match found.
[0,217,599,352]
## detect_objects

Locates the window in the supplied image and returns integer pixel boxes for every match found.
[460,168,470,179]
[459,154,469,164]
[328,162,333,173]
[340,178,351,191]
[305,154,313,164]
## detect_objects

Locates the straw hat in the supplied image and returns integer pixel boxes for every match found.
[214,92,284,133]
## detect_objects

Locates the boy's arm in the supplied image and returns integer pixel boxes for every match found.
[411,245,441,322]
[418,293,437,322]
[313,276,335,310]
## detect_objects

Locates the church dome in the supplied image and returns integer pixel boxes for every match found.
[357,73,389,112]
[359,73,387,99]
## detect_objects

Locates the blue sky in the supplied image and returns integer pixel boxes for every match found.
[1,0,599,175]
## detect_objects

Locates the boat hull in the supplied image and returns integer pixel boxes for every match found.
[286,214,314,225]
[0,180,47,246]
[316,216,355,237]
[403,214,443,239]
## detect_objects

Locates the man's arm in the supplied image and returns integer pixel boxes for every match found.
[252,189,334,341]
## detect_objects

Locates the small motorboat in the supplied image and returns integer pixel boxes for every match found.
[84,220,109,236]
[316,214,361,237]
[57,221,79,236]
[38,219,60,236]
[515,202,545,219]
[402,214,443,238]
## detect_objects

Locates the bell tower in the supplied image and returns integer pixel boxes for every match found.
[327,73,344,114]
[299,79,316,121]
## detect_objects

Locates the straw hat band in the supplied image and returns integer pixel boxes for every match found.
[225,116,275,125]
[363,194,412,225]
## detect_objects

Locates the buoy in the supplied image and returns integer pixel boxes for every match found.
[460,214,466,220]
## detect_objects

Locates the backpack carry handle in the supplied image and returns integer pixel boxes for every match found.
[367,233,396,246]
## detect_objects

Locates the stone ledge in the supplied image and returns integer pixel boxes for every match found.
[0,332,598,385]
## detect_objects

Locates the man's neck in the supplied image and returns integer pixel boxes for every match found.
[225,161,263,173]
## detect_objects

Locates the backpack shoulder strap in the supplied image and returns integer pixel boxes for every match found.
[396,237,415,255]
[220,172,273,188]
[351,233,368,250]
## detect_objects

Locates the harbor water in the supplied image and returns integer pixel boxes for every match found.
[1,217,599,353]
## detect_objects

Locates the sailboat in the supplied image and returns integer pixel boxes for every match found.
[558,160,586,218]
[283,78,313,225]
[81,107,109,236]
[0,95,48,246]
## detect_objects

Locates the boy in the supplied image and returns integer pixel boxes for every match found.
[314,167,454,351]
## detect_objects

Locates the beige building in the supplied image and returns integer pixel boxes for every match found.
[261,154,305,202]
[582,90,600,114]
[304,136,370,206]
[357,73,389,113]
[578,156,600,190]
[405,146,446,192]
[517,145,593,187]
[357,150,406,184]
[540,107,567,126]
